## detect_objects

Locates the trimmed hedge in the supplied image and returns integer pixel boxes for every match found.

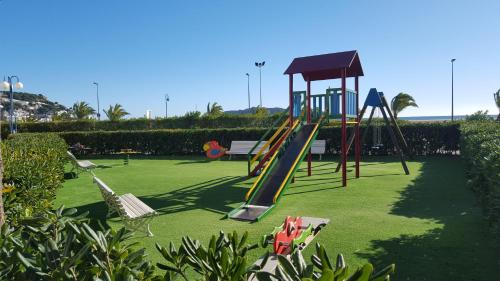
[2,133,68,225]
[4,115,281,134]
[57,123,460,156]
[460,121,500,237]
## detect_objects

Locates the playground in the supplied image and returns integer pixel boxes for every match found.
[56,156,498,280]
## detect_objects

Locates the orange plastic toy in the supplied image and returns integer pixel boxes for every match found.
[273,216,303,255]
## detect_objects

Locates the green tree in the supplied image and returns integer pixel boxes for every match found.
[103,104,129,121]
[184,110,201,118]
[494,89,500,121]
[205,102,223,117]
[52,111,73,121]
[254,106,269,117]
[72,101,95,119]
[465,110,492,122]
[390,92,418,119]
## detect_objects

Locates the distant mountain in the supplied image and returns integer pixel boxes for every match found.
[225,107,286,115]
[0,91,69,121]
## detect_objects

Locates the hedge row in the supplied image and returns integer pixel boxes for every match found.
[4,115,281,134]
[57,123,460,156]
[460,121,500,237]
[2,133,68,226]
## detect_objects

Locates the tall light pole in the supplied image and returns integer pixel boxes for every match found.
[165,94,170,118]
[245,73,250,110]
[93,82,101,120]
[2,76,24,133]
[451,59,456,121]
[255,61,265,107]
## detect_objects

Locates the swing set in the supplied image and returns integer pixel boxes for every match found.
[335,88,410,175]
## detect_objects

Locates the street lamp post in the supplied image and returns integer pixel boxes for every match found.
[255,61,265,107]
[165,94,170,118]
[2,76,24,133]
[451,59,456,121]
[245,73,250,110]
[93,82,101,120]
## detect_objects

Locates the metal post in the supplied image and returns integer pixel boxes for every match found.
[341,69,347,186]
[259,67,262,107]
[451,59,455,121]
[307,78,312,176]
[246,73,250,109]
[255,61,265,107]
[8,79,14,133]
[165,94,169,118]
[93,82,101,120]
[289,75,293,126]
[355,76,360,178]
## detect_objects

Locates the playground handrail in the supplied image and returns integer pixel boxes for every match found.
[250,116,290,166]
[272,115,324,204]
[247,107,289,175]
[245,118,302,201]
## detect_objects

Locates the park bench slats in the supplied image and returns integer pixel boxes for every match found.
[310,140,326,160]
[226,141,269,159]
[67,151,97,175]
[93,176,157,236]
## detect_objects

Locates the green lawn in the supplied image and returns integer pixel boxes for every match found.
[56,156,499,281]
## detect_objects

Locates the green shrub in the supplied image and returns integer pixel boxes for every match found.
[2,133,68,225]
[460,121,500,237]
[255,243,395,281]
[56,123,459,156]
[0,206,157,280]
[156,231,263,280]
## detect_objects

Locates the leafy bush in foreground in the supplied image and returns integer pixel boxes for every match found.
[2,133,68,226]
[155,231,396,281]
[256,243,395,281]
[156,231,263,281]
[460,121,500,237]
[0,206,156,280]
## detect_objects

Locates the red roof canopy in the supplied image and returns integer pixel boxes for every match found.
[284,50,363,81]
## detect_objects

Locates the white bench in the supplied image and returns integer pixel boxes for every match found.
[311,140,326,160]
[67,151,97,176]
[225,141,268,159]
[93,177,157,237]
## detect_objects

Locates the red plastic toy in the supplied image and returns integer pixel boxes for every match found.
[273,216,303,255]
[203,141,226,159]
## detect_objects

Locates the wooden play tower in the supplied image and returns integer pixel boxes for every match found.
[284,50,364,186]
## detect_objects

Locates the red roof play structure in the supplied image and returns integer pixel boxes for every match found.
[285,50,363,186]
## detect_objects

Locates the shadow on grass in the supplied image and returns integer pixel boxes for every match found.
[139,176,248,216]
[73,175,248,227]
[356,157,499,281]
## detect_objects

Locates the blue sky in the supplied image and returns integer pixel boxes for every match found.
[2,0,499,118]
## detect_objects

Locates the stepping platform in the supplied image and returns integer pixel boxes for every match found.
[228,205,272,221]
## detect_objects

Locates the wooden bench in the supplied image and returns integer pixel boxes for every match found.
[67,151,97,176]
[310,140,326,160]
[225,141,268,159]
[93,177,157,237]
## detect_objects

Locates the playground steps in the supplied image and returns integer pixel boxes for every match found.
[228,204,271,221]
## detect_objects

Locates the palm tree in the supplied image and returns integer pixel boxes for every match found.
[391,93,418,119]
[72,101,96,119]
[494,89,500,121]
[103,104,129,121]
[205,102,223,117]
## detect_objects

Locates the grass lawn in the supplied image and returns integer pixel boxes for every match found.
[56,156,499,281]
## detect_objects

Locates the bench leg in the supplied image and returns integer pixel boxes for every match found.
[146,224,153,237]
